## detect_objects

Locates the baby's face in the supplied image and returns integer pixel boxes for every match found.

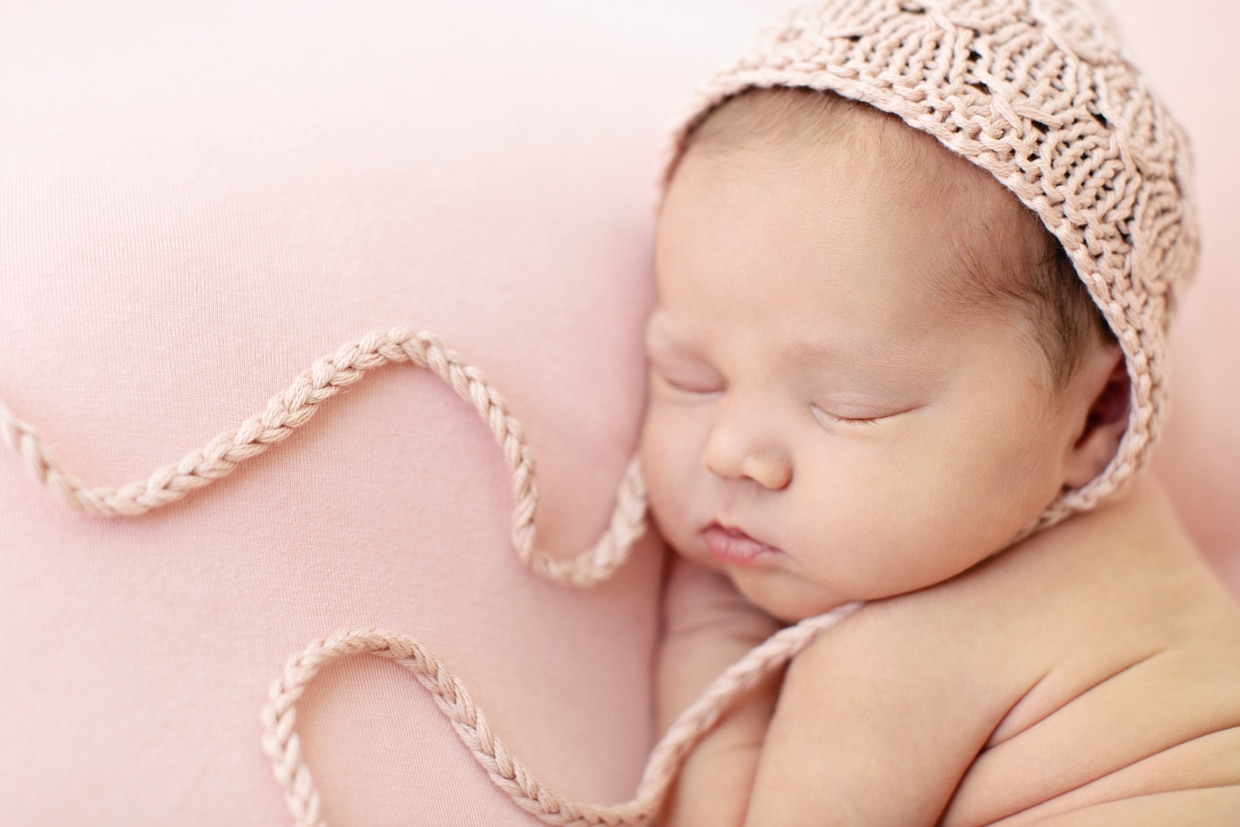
[641,134,1091,622]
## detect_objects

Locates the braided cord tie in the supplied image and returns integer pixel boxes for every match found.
[0,327,645,587]
[261,606,859,827]
[2,327,858,824]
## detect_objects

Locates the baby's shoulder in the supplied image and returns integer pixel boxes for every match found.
[791,480,1240,823]
[902,479,1235,639]
[931,482,1240,823]
[834,478,1240,715]
[974,478,1240,648]
[821,479,1240,824]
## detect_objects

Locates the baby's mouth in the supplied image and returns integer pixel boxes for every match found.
[702,524,783,567]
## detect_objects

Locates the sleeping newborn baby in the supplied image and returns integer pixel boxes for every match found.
[644,2,1240,824]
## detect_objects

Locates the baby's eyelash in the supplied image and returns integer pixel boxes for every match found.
[810,404,883,428]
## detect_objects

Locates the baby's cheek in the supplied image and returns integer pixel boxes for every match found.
[640,431,675,500]
[637,407,662,477]
[639,410,696,545]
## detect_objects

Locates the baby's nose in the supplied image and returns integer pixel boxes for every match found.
[701,416,792,491]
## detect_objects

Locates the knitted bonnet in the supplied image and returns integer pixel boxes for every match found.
[669,0,1198,531]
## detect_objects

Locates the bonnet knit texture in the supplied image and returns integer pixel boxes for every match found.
[671,0,1198,531]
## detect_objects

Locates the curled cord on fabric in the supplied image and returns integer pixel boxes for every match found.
[1,327,855,825]
[0,327,645,587]
[261,606,857,827]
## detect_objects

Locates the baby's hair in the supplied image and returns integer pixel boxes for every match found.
[681,87,1112,390]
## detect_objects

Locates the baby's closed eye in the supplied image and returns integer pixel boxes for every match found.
[810,402,917,429]
[649,359,726,395]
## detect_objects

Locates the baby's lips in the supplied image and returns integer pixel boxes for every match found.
[702,523,783,567]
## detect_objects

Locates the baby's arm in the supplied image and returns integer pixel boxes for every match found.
[659,567,1000,826]
[657,557,781,826]
[743,597,1009,826]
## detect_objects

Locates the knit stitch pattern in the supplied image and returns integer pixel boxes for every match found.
[669,0,1198,530]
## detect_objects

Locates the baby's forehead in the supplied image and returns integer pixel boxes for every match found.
[691,97,1037,263]
[688,91,1021,232]
[665,92,1060,351]
[693,92,945,178]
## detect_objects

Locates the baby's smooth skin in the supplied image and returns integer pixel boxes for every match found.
[644,95,1240,825]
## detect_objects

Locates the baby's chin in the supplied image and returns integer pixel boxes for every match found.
[660,530,860,622]
[727,567,856,624]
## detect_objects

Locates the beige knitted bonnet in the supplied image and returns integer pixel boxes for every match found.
[669,0,1198,530]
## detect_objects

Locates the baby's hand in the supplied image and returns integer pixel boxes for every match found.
[658,557,782,731]
[657,557,782,826]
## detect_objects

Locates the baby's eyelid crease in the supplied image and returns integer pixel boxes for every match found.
[653,371,724,396]
[810,403,883,427]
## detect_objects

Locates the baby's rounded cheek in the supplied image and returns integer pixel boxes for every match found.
[642,436,673,487]
[638,423,669,496]
[637,414,660,472]
[640,419,692,528]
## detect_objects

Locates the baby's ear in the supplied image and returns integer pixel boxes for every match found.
[1063,344,1130,490]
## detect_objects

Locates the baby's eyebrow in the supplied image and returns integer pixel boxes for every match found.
[792,333,879,367]
[796,325,934,368]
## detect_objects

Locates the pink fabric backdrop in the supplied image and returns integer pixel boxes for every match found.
[1124,2,1240,582]
[0,2,773,823]
[0,2,1235,825]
